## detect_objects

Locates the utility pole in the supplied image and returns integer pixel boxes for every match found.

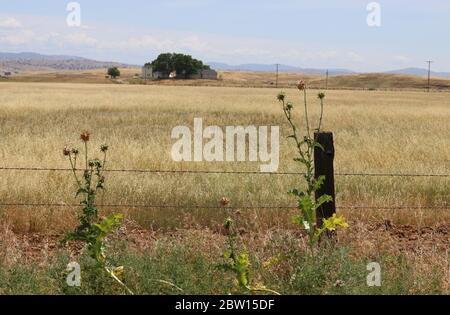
[325,69,329,90]
[426,60,433,92]
[275,63,279,88]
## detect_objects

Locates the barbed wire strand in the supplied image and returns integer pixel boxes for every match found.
[0,167,449,177]
[0,203,448,210]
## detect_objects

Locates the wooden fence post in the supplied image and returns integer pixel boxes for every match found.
[314,132,336,229]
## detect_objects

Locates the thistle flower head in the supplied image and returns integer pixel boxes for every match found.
[100,144,109,152]
[63,148,71,156]
[285,101,294,110]
[297,80,306,91]
[318,92,325,100]
[224,217,233,230]
[276,92,286,102]
[80,131,90,142]
[71,148,79,155]
[220,197,230,206]
[89,159,102,168]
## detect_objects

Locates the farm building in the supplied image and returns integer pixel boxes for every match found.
[142,64,153,79]
[0,71,12,78]
[142,64,169,80]
[141,64,217,80]
[188,69,218,80]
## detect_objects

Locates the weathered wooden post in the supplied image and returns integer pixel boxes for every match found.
[314,132,336,230]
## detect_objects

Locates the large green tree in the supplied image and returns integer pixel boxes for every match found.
[149,53,210,78]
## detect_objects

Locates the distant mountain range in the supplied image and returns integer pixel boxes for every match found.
[385,67,450,78]
[207,62,355,76]
[208,62,450,78]
[0,52,135,72]
[1,52,449,78]
[0,52,86,61]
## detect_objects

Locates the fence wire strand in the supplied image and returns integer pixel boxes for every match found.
[0,203,448,210]
[0,167,449,177]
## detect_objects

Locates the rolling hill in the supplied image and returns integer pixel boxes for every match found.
[208,62,450,78]
[386,67,450,78]
[1,52,450,90]
[0,52,135,73]
[208,62,354,75]
[2,52,450,79]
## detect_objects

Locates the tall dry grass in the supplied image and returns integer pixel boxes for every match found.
[0,82,449,232]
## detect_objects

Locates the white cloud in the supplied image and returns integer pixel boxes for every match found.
[347,51,364,62]
[0,17,22,29]
[0,13,442,71]
[0,18,384,70]
[393,55,412,63]
[64,32,98,46]
[163,0,217,8]
[0,30,35,45]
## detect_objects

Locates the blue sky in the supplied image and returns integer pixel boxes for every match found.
[1,0,449,71]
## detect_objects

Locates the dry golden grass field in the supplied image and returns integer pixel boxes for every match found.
[0,81,449,294]
[0,82,449,232]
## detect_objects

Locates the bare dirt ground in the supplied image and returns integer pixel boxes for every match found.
[1,219,448,265]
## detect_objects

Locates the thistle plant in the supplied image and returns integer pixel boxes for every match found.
[277,82,348,247]
[218,198,280,295]
[61,132,133,294]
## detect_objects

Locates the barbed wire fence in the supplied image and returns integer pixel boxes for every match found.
[0,166,449,211]
[1,166,450,177]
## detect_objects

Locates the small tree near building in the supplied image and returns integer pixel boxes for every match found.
[108,67,120,79]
